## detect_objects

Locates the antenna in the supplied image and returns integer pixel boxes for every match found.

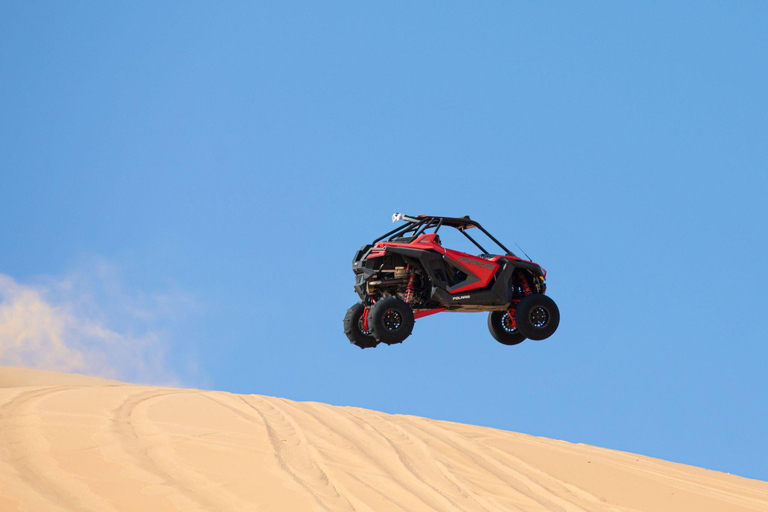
[515,242,532,261]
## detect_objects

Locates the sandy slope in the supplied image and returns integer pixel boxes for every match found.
[0,367,765,512]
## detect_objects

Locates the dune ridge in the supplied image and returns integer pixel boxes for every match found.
[0,367,765,512]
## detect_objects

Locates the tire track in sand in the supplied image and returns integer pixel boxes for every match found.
[276,399,470,512]
[356,410,511,512]
[402,417,621,512]
[0,386,120,512]
[206,393,358,512]
[111,388,257,512]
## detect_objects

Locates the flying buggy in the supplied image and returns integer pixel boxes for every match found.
[344,213,560,348]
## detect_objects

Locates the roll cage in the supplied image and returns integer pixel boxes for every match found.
[373,213,517,257]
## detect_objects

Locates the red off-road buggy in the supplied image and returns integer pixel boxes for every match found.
[344,213,560,348]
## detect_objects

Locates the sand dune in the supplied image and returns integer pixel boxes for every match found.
[0,367,765,512]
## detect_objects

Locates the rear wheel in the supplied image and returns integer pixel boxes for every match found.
[488,311,526,346]
[514,294,560,341]
[369,296,415,345]
[344,302,379,349]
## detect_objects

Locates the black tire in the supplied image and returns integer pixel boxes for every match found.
[514,294,560,341]
[344,302,379,349]
[487,311,526,346]
[369,296,415,345]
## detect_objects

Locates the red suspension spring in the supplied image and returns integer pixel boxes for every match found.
[362,307,370,332]
[404,266,416,304]
[519,274,532,296]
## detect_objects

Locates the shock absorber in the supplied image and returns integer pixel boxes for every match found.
[519,273,532,296]
[362,306,370,332]
[362,297,376,332]
[404,265,416,304]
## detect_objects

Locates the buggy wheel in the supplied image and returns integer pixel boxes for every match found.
[488,311,526,346]
[514,294,560,341]
[369,296,415,345]
[344,302,379,349]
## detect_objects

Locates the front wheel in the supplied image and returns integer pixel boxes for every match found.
[514,294,560,341]
[488,311,526,346]
[344,302,379,349]
[369,296,415,345]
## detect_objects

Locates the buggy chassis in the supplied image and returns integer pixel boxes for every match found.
[344,213,560,348]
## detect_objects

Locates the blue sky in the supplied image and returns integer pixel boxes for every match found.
[1,2,767,481]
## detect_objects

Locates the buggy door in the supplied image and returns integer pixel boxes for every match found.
[442,249,499,294]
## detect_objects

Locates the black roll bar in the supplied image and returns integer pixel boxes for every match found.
[372,214,517,257]
[459,229,489,254]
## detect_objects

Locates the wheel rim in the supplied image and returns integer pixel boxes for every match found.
[529,306,550,328]
[382,310,403,331]
[357,316,372,335]
[501,312,518,334]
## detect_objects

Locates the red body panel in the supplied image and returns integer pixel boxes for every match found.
[375,234,505,295]
[414,308,446,319]
[443,249,499,293]
[375,233,446,254]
